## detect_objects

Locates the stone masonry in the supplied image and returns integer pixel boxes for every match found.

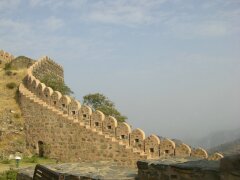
[14,53,223,167]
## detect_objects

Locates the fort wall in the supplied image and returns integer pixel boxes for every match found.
[0,49,14,63]
[17,54,223,167]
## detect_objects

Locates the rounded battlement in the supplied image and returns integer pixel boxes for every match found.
[145,135,160,158]
[0,49,14,62]
[175,143,191,158]
[208,152,224,160]
[130,128,145,151]
[20,55,221,163]
[191,147,208,159]
[91,110,105,132]
[160,138,175,157]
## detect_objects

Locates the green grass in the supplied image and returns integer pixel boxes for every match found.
[0,157,57,179]
[0,156,57,173]
[0,169,18,180]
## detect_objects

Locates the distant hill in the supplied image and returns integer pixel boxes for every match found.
[208,138,240,156]
[184,128,240,149]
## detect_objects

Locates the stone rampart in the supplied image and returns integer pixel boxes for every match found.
[31,56,64,82]
[18,55,223,167]
[0,49,14,63]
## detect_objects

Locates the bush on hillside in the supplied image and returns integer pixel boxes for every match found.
[5,70,13,76]
[10,56,35,69]
[14,113,21,119]
[40,74,73,95]
[6,82,17,89]
[4,63,12,70]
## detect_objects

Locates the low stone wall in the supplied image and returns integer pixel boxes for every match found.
[137,154,240,180]
[137,158,220,180]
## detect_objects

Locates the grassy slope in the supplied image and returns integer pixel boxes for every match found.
[0,63,27,157]
[0,157,56,173]
[0,58,57,176]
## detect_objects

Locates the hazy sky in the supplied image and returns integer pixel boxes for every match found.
[1,0,240,141]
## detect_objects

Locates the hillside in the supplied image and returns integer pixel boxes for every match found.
[184,127,240,149]
[0,56,34,159]
[208,138,240,156]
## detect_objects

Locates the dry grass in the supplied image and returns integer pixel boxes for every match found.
[0,65,27,156]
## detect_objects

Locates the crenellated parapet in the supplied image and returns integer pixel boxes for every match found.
[0,49,14,63]
[19,55,223,166]
[31,56,64,82]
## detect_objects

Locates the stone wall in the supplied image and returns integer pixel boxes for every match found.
[137,154,240,180]
[0,49,14,63]
[19,84,145,166]
[31,56,64,82]
[18,55,222,167]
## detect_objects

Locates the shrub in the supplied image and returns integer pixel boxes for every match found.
[0,169,18,180]
[40,74,73,95]
[6,170,18,180]
[14,113,21,119]
[5,70,13,76]
[4,63,12,70]
[6,82,17,89]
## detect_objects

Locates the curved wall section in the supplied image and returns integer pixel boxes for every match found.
[18,55,223,167]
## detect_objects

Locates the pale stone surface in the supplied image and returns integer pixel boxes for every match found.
[130,128,145,151]
[68,99,81,119]
[208,152,224,161]
[17,161,138,180]
[79,105,92,126]
[91,110,105,132]
[103,116,117,137]
[58,95,71,114]
[51,91,62,108]
[137,158,220,180]
[43,86,53,104]
[116,122,131,145]
[138,154,240,180]
[159,138,175,157]
[175,143,191,158]
[191,148,208,159]
[144,135,160,158]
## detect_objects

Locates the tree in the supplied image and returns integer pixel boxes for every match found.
[83,93,127,122]
[40,74,73,95]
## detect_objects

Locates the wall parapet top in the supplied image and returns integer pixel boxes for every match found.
[21,55,223,161]
[0,49,15,62]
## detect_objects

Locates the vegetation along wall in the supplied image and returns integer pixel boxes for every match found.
[17,54,223,167]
